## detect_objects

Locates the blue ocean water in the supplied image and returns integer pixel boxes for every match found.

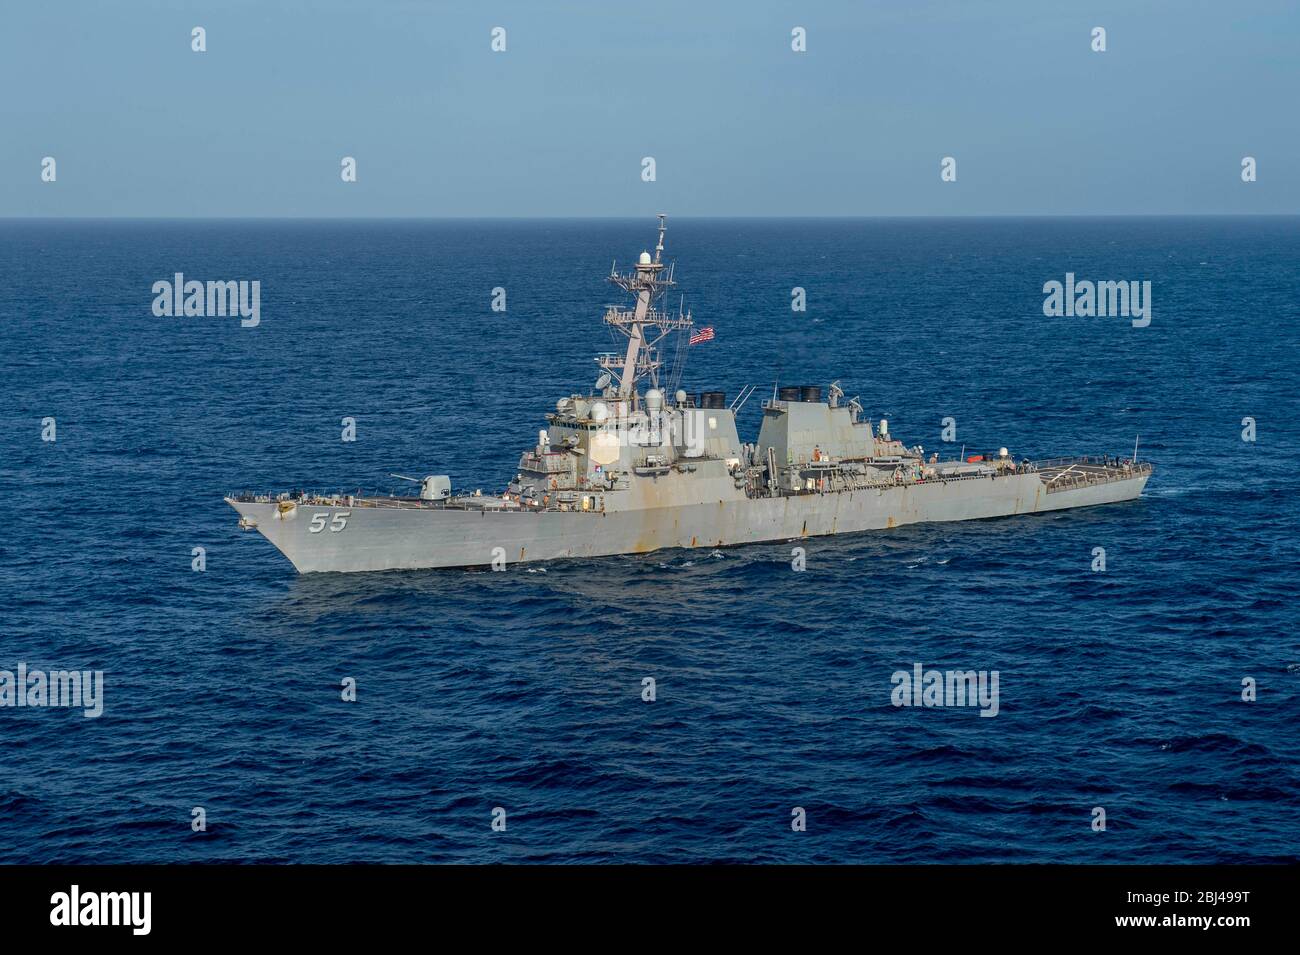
[1,217,1297,864]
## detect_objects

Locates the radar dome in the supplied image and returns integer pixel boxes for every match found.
[590,401,609,423]
[644,388,663,411]
[638,251,652,265]
[675,389,688,405]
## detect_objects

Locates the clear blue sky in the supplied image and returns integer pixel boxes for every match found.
[1,0,1295,216]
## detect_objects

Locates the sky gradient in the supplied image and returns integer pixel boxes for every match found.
[1,0,1296,217]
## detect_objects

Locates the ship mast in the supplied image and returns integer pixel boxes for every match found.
[601,214,693,401]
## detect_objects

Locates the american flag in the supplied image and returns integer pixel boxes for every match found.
[689,326,715,345]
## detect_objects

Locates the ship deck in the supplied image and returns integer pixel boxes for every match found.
[227,456,1152,513]
[1034,456,1152,493]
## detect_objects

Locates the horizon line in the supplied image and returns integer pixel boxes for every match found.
[1,213,1297,222]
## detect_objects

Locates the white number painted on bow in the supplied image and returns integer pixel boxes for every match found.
[309,510,351,533]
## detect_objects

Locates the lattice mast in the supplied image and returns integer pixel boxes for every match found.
[600,214,694,401]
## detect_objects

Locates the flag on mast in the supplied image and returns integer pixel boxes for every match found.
[689,326,715,345]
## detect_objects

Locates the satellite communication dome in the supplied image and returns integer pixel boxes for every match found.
[638,251,652,265]
[644,388,663,411]
[675,389,688,405]
[590,401,609,423]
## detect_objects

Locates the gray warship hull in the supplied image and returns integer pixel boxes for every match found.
[227,461,1149,573]
[228,217,1152,574]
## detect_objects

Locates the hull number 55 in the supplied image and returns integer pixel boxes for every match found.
[308,511,350,533]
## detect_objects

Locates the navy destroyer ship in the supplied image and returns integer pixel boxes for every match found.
[228,216,1152,573]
